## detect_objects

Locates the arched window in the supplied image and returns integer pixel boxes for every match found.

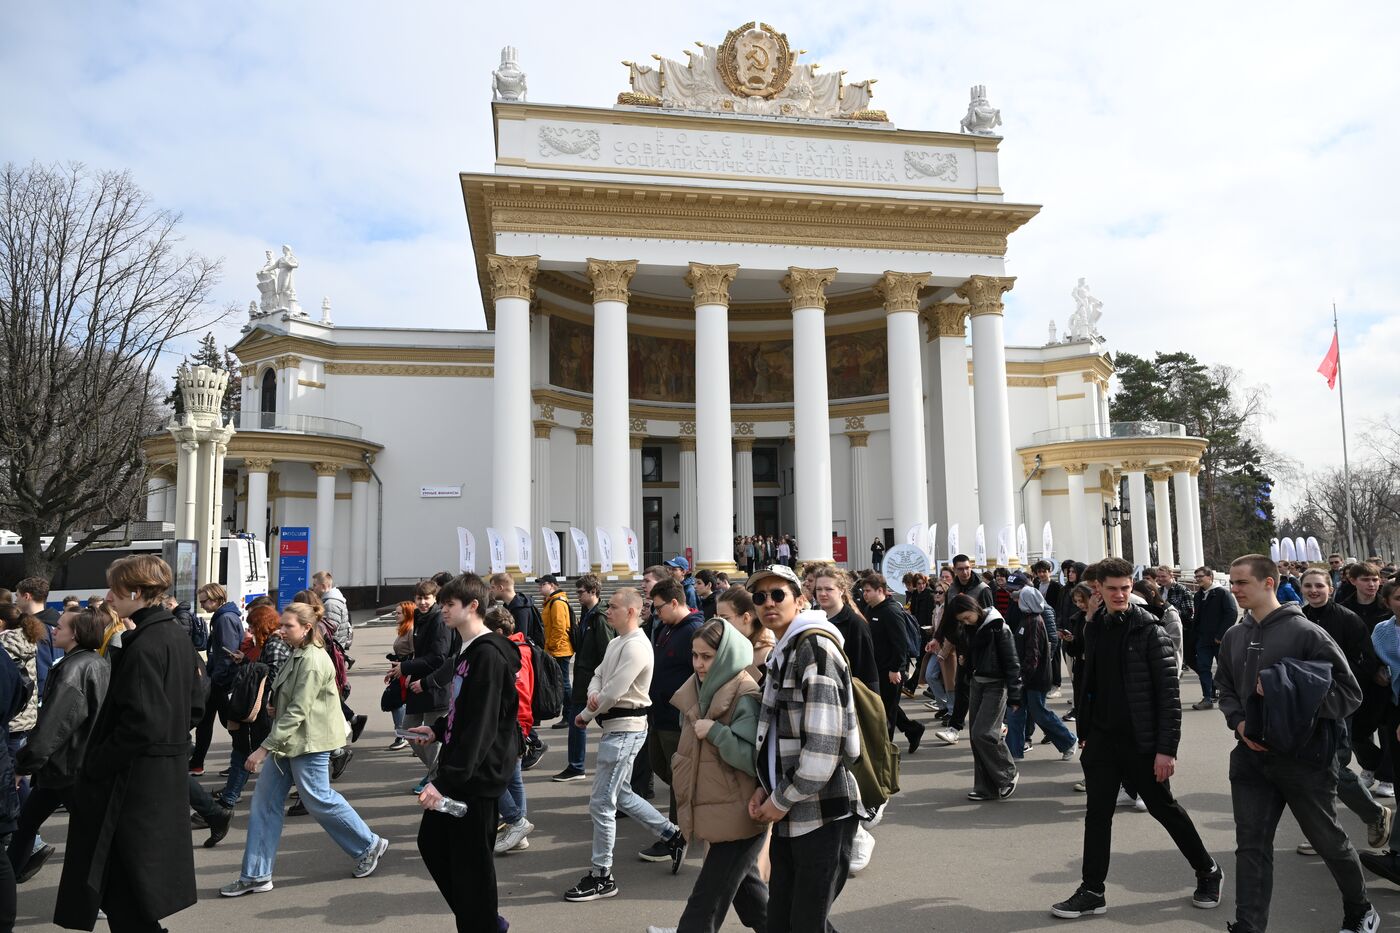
[260,369,277,427]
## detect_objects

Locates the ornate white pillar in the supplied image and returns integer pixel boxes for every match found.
[924,303,978,537]
[349,467,371,586]
[1065,463,1087,562]
[161,464,177,527]
[782,267,836,561]
[1169,462,1196,570]
[629,435,644,549]
[245,458,272,547]
[208,433,231,578]
[689,262,740,573]
[195,438,217,586]
[1023,467,1044,560]
[877,271,932,553]
[532,420,552,576]
[145,473,166,523]
[959,275,1018,565]
[679,435,698,563]
[848,431,871,562]
[177,438,199,540]
[1126,463,1150,566]
[279,355,300,418]
[1148,467,1176,569]
[587,258,637,571]
[1110,470,1125,558]
[487,254,539,574]
[734,436,755,537]
[312,462,338,575]
[574,428,593,575]
[1189,464,1205,567]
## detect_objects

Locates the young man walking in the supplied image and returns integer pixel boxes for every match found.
[1217,555,1374,933]
[947,554,994,608]
[538,574,575,729]
[554,574,613,783]
[566,588,685,902]
[859,574,924,753]
[490,573,547,769]
[643,578,704,843]
[1052,557,1222,920]
[1190,566,1238,710]
[409,574,521,933]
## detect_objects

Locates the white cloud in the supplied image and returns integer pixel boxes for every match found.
[4,1,1396,515]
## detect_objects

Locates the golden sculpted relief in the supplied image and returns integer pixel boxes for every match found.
[548,316,888,404]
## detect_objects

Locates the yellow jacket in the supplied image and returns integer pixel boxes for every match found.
[542,590,574,658]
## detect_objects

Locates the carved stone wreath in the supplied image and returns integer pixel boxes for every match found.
[904,150,959,182]
[538,126,601,161]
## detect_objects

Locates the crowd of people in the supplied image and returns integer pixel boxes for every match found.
[733,535,799,575]
[2,546,1400,932]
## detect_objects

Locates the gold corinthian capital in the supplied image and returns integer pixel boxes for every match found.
[780,267,837,310]
[586,259,639,303]
[924,301,970,340]
[875,271,931,313]
[685,263,739,308]
[955,275,1016,317]
[486,254,540,301]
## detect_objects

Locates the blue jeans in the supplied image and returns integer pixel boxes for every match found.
[1008,689,1077,758]
[1196,642,1219,700]
[924,658,953,709]
[498,760,526,823]
[567,707,588,771]
[240,751,379,882]
[590,729,676,874]
[391,705,405,731]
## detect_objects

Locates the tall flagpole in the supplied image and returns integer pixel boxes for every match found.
[1334,303,1357,556]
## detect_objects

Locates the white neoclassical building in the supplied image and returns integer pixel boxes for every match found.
[143,25,1207,593]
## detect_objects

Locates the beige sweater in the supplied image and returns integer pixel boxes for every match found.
[580,627,653,733]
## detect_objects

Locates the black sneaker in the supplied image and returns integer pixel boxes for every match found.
[521,740,547,772]
[563,871,618,902]
[667,831,688,874]
[639,838,672,862]
[907,722,925,754]
[1191,861,1223,909]
[287,799,308,817]
[331,747,354,780]
[552,766,588,782]
[205,806,233,849]
[999,774,1020,800]
[1360,850,1400,885]
[1051,886,1107,919]
[16,844,55,884]
[1341,905,1381,933]
[191,811,209,829]
[350,714,368,743]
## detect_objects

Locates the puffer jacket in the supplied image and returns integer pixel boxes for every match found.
[967,609,1022,704]
[671,621,763,843]
[0,628,40,733]
[1078,605,1182,756]
[16,648,110,787]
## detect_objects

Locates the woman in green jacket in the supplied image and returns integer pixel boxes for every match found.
[220,602,387,897]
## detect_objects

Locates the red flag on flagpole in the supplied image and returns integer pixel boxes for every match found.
[1318,332,1340,389]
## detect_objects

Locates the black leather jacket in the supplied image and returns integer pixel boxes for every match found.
[967,611,1022,705]
[1079,605,1182,756]
[17,648,111,788]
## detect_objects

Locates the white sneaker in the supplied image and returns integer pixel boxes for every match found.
[848,825,875,874]
[647,927,679,933]
[495,817,534,854]
[1060,747,1077,761]
[1116,790,1135,808]
[1361,770,1377,789]
[934,728,960,745]
[1133,796,1148,812]
[1375,782,1396,799]
[863,802,887,828]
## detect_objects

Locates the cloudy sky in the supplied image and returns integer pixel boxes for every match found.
[5,1,1396,515]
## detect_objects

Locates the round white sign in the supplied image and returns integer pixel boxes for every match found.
[881,544,931,595]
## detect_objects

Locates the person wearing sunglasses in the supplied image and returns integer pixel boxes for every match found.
[748,564,860,931]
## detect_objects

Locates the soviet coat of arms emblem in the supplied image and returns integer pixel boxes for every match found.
[718,22,793,99]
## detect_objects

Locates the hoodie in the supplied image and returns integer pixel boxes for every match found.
[649,609,703,732]
[432,631,523,799]
[1216,602,1361,735]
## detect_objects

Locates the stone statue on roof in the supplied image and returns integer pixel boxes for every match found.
[1067,277,1104,341]
[493,46,527,102]
[959,85,1002,136]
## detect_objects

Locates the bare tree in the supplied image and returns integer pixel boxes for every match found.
[1300,463,1400,561]
[0,162,226,580]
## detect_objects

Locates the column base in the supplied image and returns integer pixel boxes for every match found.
[695,560,739,576]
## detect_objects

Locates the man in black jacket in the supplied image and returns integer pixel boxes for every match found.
[393,579,451,794]
[1190,567,1238,710]
[948,554,994,608]
[642,578,701,847]
[860,575,924,753]
[1052,558,1221,920]
[411,573,520,933]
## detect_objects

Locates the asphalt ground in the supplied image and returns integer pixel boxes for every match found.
[14,621,1400,932]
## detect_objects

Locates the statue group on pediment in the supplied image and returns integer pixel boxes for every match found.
[249,245,305,322]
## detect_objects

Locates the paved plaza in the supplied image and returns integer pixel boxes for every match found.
[15,621,1398,932]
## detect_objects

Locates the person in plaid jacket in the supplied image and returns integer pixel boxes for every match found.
[747,564,860,933]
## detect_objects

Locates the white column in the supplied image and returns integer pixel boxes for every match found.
[689,263,740,572]
[734,438,755,537]
[783,267,836,561]
[532,421,552,576]
[1170,463,1196,570]
[587,258,637,571]
[958,275,1018,565]
[629,437,644,547]
[145,475,166,523]
[245,459,271,547]
[208,435,230,579]
[878,271,932,552]
[574,429,593,575]
[178,439,198,541]
[487,254,539,573]
[163,476,177,527]
[280,355,300,418]
[312,462,338,576]
[349,468,370,586]
[1065,464,1087,562]
[924,303,978,537]
[679,437,698,563]
[1126,465,1151,566]
[1085,483,1107,561]
[1024,471,1044,560]
[365,477,380,587]
[1189,466,1205,567]
[1110,471,1125,558]
[1149,468,1175,569]
[195,439,216,586]
[848,432,871,561]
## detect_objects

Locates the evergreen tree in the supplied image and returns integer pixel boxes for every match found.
[167,331,241,421]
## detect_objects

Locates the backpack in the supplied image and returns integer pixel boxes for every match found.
[177,604,209,651]
[226,660,270,723]
[562,598,586,654]
[320,628,351,698]
[526,635,563,721]
[896,604,922,660]
[794,630,901,814]
[524,601,546,649]
[1,645,34,720]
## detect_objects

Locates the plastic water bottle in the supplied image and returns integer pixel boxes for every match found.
[433,796,469,817]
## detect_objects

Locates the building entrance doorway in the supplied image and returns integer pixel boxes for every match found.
[643,497,663,568]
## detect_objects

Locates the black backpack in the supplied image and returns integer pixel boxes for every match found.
[562,599,586,653]
[896,604,922,660]
[527,636,564,721]
[226,660,271,723]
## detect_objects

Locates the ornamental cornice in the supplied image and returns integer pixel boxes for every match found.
[924,302,970,340]
[311,461,341,477]
[142,432,381,469]
[586,258,639,303]
[1016,437,1208,476]
[575,428,593,446]
[780,267,837,310]
[533,421,554,439]
[526,387,892,423]
[231,330,493,366]
[844,415,866,431]
[679,420,696,436]
[1063,462,1089,475]
[629,416,648,433]
[244,457,274,473]
[875,271,931,313]
[486,254,540,301]
[685,263,739,308]
[846,431,870,448]
[537,270,878,322]
[734,421,755,436]
[1166,460,1193,473]
[348,468,372,483]
[324,363,492,378]
[955,275,1016,316]
[1122,460,1150,472]
[538,403,556,422]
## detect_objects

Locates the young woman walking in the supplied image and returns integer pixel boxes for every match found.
[952,594,1022,801]
[648,619,767,933]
